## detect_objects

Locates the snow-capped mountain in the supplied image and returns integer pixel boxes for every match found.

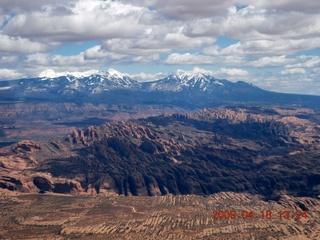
[142,71,244,93]
[38,69,104,79]
[105,68,134,86]
[0,68,270,106]
[38,68,137,89]
[77,68,139,94]
[0,68,319,114]
[0,68,140,98]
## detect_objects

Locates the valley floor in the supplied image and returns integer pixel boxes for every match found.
[0,191,319,239]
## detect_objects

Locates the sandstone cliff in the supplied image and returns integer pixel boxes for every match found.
[0,107,319,199]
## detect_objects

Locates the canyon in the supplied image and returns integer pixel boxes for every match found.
[1,107,319,200]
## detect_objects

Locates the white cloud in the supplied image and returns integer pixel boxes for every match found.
[250,55,292,67]
[0,69,25,80]
[2,0,320,59]
[83,46,110,59]
[280,68,307,75]
[175,67,214,76]
[129,72,167,82]
[215,68,249,77]
[249,0,320,13]
[249,73,319,95]
[0,55,18,64]
[3,0,147,42]
[285,55,320,68]
[132,54,160,63]
[84,45,128,62]
[219,38,320,56]
[220,3,320,41]
[125,0,234,19]
[185,18,221,37]
[0,34,47,53]
[249,55,320,69]
[2,0,216,59]
[101,33,215,57]
[19,52,102,77]
[164,52,245,66]
[312,68,320,73]
[0,0,74,14]
[164,53,216,65]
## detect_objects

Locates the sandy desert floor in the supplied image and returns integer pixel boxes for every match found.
[0,191,319,240]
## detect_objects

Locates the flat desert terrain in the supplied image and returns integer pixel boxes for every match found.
[0,191,319,239]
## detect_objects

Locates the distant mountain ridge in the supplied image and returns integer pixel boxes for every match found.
[0,68,319,109]
[0,68,257,94]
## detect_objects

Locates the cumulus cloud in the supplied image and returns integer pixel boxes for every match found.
[2,0,320,57]
[2,0,216,58]
[219,38,320,57]
[312,68,320,74]
[83,45,131,63]
[249,55,320,69]
[285,55,320,68]
[0,34,47,53]
[0,68,25,80]
[250,56,292,67]
[203,39,320,66]
[101,33,215,57]
[215,68,249,77]
[83,46,111,60]
[19,52,102,77]
[3,0,147,42]
[125,0,234,19]
[21,49,161,77]
[249,0,320,13]
[221,4,320,39]
[250,73,319,95]
[129,72,168,82]
[164,52,245,66]
[0,0,74,14]
[0,55,18,64]
[164,53,216,65]
[280,68,307,75]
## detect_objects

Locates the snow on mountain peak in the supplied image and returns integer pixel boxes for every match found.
[38,69,103,79]
[176,68,212,81]
[155,68,223,91]
[106,68,128,79]
[38,69,61,79]
[38,68,130,80]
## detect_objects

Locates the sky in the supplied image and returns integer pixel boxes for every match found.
[0,0,320,95]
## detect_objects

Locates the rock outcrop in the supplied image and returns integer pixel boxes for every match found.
[0,107,319,199]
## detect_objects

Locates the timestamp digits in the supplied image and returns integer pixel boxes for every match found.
[212,209,307,220]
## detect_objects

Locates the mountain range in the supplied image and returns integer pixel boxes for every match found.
[1,69,319,109]
[1,68,253,93]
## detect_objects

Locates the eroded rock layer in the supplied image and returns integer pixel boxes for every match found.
[0,107,319,199]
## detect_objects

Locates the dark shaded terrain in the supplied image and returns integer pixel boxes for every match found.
[1,107,319,200]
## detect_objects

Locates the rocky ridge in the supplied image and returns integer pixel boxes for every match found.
[0,107,320,199]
